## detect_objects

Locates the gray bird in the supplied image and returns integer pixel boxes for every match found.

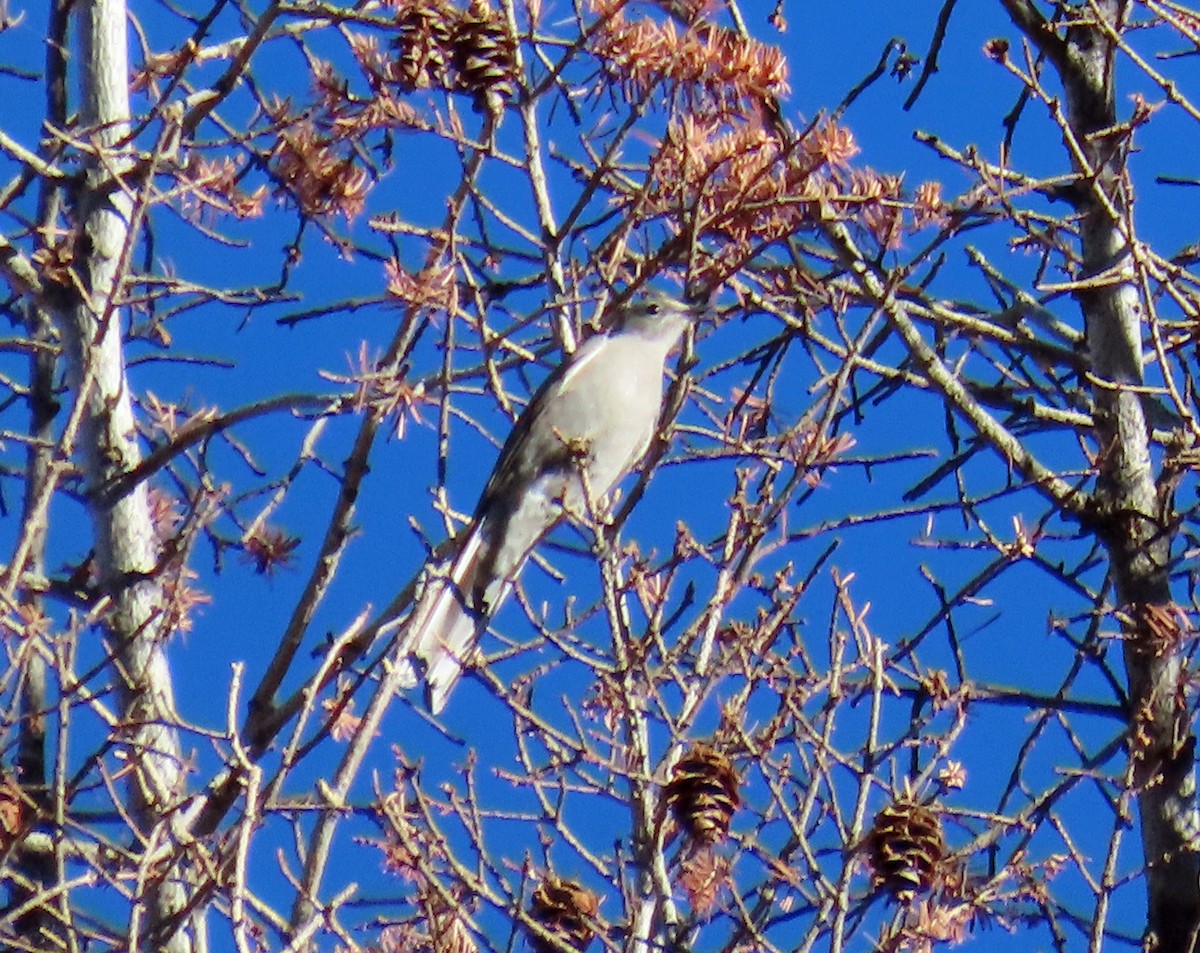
[405,292,701,713]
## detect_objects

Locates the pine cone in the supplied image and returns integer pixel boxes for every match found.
[528,876,601,953]
[0,773,29,853]
[665,745,741,845]
[866,800,945,902]
[392,0,458,91]
[450,0,517,110]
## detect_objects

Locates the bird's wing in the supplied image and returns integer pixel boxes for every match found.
[476,333,612,514]
[410,332,617,712]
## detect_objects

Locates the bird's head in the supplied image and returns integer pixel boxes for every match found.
[616,291,707,346]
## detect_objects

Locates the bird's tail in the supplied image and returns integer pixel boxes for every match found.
[406,529,511,713]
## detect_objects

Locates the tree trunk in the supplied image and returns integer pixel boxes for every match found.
[67,2,194,949]
[1055,3,1200,948]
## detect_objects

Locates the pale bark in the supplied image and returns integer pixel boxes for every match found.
[10,2,71,944]
[1003,2,1199,947]
[65,1,193,949]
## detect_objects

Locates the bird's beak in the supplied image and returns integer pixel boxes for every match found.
[684,298,714,326]
[681,287,716,323]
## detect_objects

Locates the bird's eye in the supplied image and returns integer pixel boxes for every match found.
[645,301,661,316]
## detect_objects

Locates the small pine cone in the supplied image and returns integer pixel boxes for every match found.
[0,774,28,853]
[528,876,601,953]
[665,745,741,845]
[450,0,517,109]
[392,0,457,91]
[866,800,945,902]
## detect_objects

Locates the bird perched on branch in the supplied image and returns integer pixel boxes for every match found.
[405,291,703,713]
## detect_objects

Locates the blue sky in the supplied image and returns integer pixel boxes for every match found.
[2,1,1197,949]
